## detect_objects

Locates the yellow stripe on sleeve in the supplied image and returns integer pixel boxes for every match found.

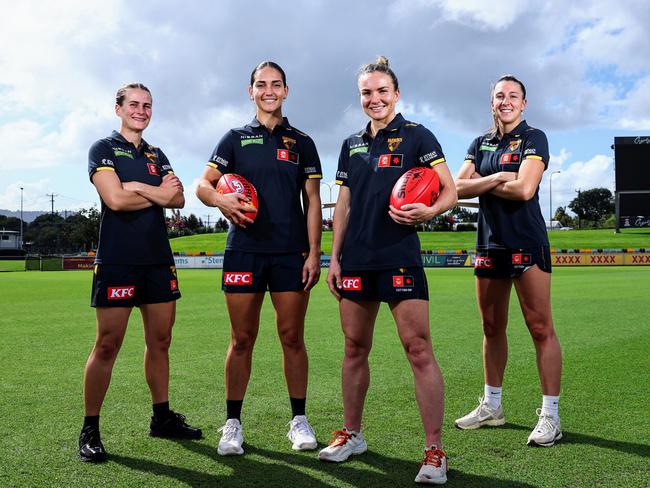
[206,162,218,168]
[335,180,343,185]
[526,155,543,161]
[429,157,446,167]
[307,174,322,179]
[95,167,115,172]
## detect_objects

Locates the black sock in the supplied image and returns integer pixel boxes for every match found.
[290,397,306,417]
[226,400,243,421]
[83,415,100,430]
[153,401,170,419]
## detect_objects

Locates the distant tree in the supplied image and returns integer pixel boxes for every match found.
[568,188,614,225]
[0,215,23,232]
[185,214,201,231]
[216,217,229,232]
[26,213,65,253]
[450,205,478,223]
[553,206,575,228]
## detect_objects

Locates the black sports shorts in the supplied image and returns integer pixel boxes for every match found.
[473,246,552,279]
[338,266,429,302]
[222,250,305,293]
[91,264,181,307]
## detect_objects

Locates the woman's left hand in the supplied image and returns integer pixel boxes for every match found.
[302,253,321,291]
[388,203,434,226]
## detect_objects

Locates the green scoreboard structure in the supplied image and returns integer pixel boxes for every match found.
[614,136,650,231]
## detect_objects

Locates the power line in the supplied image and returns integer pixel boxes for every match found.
[46,193,58,214]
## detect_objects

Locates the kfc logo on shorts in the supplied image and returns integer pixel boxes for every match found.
[223,272,253,285]
[108,286,136,300]
[147,163,160,175]
[170,279,178,291]
[512,253,531,265]
[474,256,494,269]
[392,275,414,288]
[341,277,362,291]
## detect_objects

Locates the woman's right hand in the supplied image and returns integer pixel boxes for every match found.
[217,192,256,228]
[327,258,342,301]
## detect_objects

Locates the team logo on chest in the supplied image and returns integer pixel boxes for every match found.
[146,163,160,175]
[500,153,520,164]
[282,136,296,150]
[387,137,403,152]
[508,139,522,152]
[378,154,403,168]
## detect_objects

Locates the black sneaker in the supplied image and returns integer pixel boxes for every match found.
[79,426,108,463]
[150,411,203,439]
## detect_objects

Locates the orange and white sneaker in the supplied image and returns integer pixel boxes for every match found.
[415,445,448,485]
[318,428,367,462]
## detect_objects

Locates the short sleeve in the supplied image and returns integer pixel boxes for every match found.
[464,137,481,170]
[523,129,550,169]
[335,140,350,187]
[88,140,116,181]
[416,126,446,168]
[156,148,174,177]
[207,130,235,174]
[300,135,322,180]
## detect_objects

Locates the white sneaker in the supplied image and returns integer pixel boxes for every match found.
[287,415,318,451]
[415,445,448,485]
[527,409,562,447]
[217,418,244,455]
[454,397,505,430]
[318,428,367,462]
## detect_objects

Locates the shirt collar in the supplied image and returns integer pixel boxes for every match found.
[248,116,291,131]
[364,113,405,138]
[108,130,148,149]
[486,119,530,142]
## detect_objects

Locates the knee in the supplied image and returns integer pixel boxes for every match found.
[527,321,553,343]
[147,332,172,352]
[93,337,122,362]
[482,318,505,339]
[403,337,434,371]
[279,330,304,354]
[344,338,371,362]
[230,331,256,354]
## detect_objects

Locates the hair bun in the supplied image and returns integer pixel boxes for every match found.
[376,55,389,66]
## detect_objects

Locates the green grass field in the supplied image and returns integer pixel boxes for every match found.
[170,228,650,254]
[0,268,648,487]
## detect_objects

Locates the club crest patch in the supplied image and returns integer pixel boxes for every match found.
[282,136,296,150]
[387,137,403,152]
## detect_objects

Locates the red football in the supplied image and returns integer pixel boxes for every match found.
[216,173,259,221]
[390,167,440,210]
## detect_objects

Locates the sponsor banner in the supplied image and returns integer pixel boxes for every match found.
[173,255,224,269]
[553,253,623,266]
[63,257,94,270]
[421,254,448,267]
[625,253,650,265]
[446,255,470,267]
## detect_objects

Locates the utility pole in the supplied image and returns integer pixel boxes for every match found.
[549,171,561,230]
[46,193,58,215]
[204,214,212,231]
[20,187,24,249]
[575,189,581,230]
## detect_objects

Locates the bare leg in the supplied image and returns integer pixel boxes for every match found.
[339,299,379,431]
[514,267,562,395]
[270,291,310,398]
[476,277,513,387]
[83,307,131,415]
[224,292,265,400]
[141,301,176,404]
[390,299,444,447]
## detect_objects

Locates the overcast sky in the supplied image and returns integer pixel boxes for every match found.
[1,0,649,222]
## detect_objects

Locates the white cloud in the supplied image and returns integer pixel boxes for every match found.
[0,179,53,211]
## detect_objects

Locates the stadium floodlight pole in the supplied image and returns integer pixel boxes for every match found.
[20,187,24,249]
[549,171,561,230]
[320,181,334,219]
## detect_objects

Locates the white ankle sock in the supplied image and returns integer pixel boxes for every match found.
[484,384,502,410]
[541,395,560,417]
